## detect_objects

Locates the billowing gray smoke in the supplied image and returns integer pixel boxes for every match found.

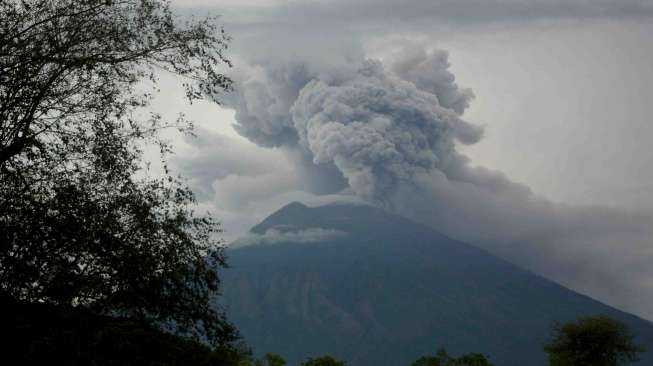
[388,47,474,115]
[226,62,313,148]
[292,59,482,201]
[220,48,653,319]
[225,49,481,202]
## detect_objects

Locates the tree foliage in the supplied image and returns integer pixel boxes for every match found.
[0,0,234,346]
[544,315,644,366]
[238,353,346,366]
[1,294,253,366]
[300,355,347,366]
[0,0,231,166]
[261,353,287,366]
[411,349,494,366]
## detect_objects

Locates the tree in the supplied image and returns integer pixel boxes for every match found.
[0,0,231,166]
[2,294,253,366]
[264,353,287,366]
[544,315,644,366]
[0,0,234,347]
[240,351,286,366]
[452,353,495,366]
[300,355,347,366]
[411,349,494,366]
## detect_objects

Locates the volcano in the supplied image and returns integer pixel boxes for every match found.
[220,202,653,366]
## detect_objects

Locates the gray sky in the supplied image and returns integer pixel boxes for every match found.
[158,0,653,320]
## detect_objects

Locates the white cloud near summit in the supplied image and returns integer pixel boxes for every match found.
[231,227,348,247]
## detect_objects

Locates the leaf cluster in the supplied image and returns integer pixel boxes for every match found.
[1,294,249,366]
[411,349,494,366]
[0,0,231,163]
[544,315,644,366]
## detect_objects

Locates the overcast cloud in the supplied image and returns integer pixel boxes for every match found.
[178,0,653,24]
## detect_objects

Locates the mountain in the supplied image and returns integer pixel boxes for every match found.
[220,202,653,366]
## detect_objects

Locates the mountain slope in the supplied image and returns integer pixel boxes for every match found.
[220,202,653,366]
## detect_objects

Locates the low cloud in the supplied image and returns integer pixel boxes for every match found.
[172,128,289,200]
[231,226,348,247]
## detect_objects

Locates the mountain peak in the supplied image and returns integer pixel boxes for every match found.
[224,201,653,366]
[280,201,309,211]
[249,201,410,236]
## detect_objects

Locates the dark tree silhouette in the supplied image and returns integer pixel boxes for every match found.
[0,0,234,347]
[1,294,253,366]
[0,0,231,165]
[262,353,288,366]
[300,355,347,366]
[411,349,494,366]
[544,315,644,366]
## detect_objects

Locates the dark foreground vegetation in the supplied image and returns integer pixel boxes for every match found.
[1,295,248,366]
[0,0,238,361]
[544,316,644,366]
[1,296,642,366]
[1,292,492,366]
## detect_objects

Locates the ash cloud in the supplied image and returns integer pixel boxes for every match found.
[219,45,653,319]
[224,49,482,201]
[388,48,474,115]
[291,59,482,200]
[222,62,313,148]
